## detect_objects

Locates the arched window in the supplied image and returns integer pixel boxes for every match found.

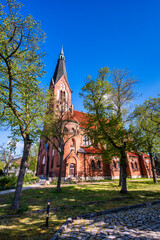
[42,156,45,164]
[131,162,134,169]
[60,90,62,100]
[91,160,95,170]
[135,162,138,169]
[117,162,120,169]
[113,161,117,169]
[69,163,75,177]
[97,160,101,169]
[51,156,54,168]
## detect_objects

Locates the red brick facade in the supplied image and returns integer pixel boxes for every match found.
[36,49,153,180]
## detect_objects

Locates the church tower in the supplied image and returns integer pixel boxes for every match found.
[50,47,71,112]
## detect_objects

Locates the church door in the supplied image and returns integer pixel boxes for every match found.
[69,164,75,177]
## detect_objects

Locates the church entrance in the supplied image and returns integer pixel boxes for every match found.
[69,163,75,177]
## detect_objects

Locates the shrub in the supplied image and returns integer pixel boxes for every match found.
[0,175,17,190]
[0,168,4,176]
[23,174,39,184]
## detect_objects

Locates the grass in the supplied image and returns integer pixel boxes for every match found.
[0,179,160,240]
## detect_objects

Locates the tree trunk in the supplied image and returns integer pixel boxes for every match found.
[56,151,64,192]
[12,139,31,209]
[119,146,128,194]
[149,152,157,184]
[120,163,127,194]
[119,165,122,186]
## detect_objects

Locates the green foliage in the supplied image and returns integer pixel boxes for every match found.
[0,168,4,176]
[23,173,39,184]
[0,175,17,189]
[0,0,46,209]
[80,67,137,162]
[0,0,46,142]
[130,97,160,154]
[27,144,39,173]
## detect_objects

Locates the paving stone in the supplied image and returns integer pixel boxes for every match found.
[57,203,160,240]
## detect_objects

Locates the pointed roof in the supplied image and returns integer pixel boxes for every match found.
[52,47,68,85]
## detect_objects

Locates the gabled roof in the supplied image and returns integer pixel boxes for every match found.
[81,147,101,154]
[52,47,68,85]
[142,153,150,158]
[127,151,139,157]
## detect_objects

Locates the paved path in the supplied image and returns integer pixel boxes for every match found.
[0,183,42,195]
[57,203,160,240]
[0,178,154,195]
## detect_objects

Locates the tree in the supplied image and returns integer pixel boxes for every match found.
[80,67,137,193]
[27,144,39,174]
[41,90,76,192]
[0,140,16,176]
[130,97,160,183]
[0,0,45,209]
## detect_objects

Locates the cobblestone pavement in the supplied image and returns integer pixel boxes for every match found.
[58,203,160,240]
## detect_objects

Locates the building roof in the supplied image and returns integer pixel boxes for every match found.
[52,47,68,85]
[73,110,89,127]
[127,151,139,157]
[142,153,150,158]
[82,147,101,154]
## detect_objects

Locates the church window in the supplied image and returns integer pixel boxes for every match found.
[113,161,117,169]
[83,135,91,146]
[97,160,101,169]
[91,160,95,170]
[131,162,134,169]
[57,90,59,100]
[51,156,54,168]
[135,162,138,169]
[52,149,54,156]
[60,90,63,100]
[42,156,45,164]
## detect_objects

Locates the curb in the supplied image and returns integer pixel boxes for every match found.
[50,199,160,240]
[50,218,73,240]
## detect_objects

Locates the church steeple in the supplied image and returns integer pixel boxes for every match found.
[52,47,68,85]
[59,46,65,60]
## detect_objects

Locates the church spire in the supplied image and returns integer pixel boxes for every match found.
[52,47,68,84]
[59,46,65,60]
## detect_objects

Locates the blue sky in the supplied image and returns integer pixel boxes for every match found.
[1,0,160,154]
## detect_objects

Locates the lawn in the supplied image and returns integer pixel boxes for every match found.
[0,179,160,240]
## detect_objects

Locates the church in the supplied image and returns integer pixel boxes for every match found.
[36,48,152,180]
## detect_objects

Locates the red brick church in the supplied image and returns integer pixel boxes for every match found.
[36,48,152,180]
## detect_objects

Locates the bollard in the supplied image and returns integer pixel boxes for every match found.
[46,200,50,227]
